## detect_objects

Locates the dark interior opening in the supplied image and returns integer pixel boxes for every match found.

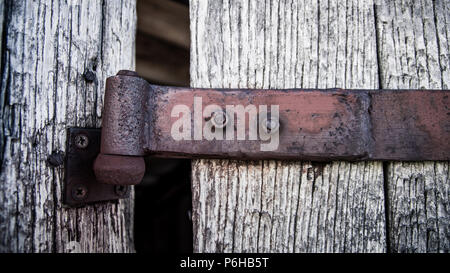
[134,0,192,253]
[134,158,192,253]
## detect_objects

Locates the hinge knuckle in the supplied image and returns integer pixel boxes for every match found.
[94,71,148,186]
[101,72,148,156]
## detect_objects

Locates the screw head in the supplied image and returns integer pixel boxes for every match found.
[71,184,88,201]
[74,133,89,149]
[211,111,228,128]
[262,116,280,134]
[114,185,128,197]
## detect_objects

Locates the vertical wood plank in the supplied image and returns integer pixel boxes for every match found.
[0,0,136,252]
[375,0,450,252]
[190,0,386,253]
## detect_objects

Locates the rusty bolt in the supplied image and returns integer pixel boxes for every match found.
[262,116,279,134]
[114,185,128,197]
[72,184,88,201]
[74,133,89,149]
[211,111,228,129]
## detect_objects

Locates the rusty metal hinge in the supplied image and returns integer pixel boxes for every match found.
[65,70,450,205]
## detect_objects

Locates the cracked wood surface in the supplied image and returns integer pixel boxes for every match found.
[376,0,450,253]
[0,0,136,252]
[190,0,386,253]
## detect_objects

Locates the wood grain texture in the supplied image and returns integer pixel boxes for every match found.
[0,0,136,252]
[375,0,450,253]
[190,0,386,253]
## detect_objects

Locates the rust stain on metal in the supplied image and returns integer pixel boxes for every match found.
[92,71,450,186]
[370,90,450,160]
[101,72,149,156]
[94,154,145,185]
[148,87,371,160]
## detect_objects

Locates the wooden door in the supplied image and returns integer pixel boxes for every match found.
[0,0,448,254]
[190,0,449,253]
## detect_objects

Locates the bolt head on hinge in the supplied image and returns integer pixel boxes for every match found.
[262,117,279,134]
[211,111,229,129]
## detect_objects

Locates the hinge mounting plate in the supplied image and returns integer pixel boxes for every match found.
[64,128,129,206]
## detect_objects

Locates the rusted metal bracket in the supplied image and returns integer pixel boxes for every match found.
[65,70,449,205]
[65,128,129,206]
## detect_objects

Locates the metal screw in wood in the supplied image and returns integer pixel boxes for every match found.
[74,134,89,149]
[71,184,88,201]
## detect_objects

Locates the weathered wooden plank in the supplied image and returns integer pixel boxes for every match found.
[190,0,386,253]
[375,0,450,253]
[0,0,4,74]
[0,0,136,252]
